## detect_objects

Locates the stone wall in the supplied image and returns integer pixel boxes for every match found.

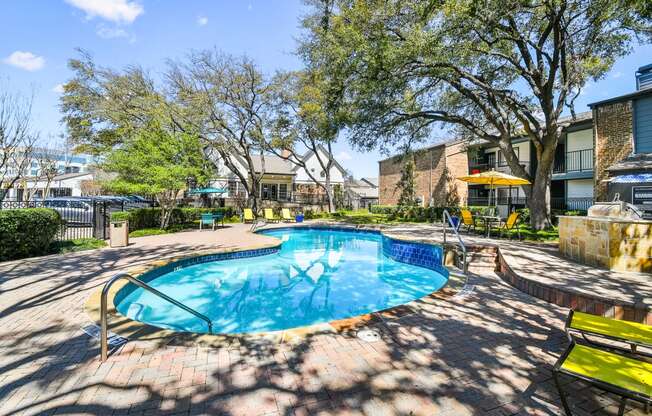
[378,141,468,206]
[593,102,634,200]
[559,216,652,273]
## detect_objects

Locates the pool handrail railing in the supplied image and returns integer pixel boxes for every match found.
[441,209,468,274]
[100,272,213,362]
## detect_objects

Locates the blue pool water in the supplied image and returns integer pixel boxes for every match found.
[115,228,448,334]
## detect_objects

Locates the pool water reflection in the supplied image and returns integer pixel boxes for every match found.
[115,228,448,334]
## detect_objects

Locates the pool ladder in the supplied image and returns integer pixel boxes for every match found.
[250,219,267,232]
[441,210,468,274]
[100,272,213,362]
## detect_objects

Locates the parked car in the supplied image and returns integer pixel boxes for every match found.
[42,198,94,226]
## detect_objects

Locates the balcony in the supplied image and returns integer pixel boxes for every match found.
[468,159,531,175]
[553,149,594,174]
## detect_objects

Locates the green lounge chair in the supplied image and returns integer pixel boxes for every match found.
[566,310,652,356]
[553,341,652,415]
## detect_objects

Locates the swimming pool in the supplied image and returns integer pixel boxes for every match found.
[114,227,448,334]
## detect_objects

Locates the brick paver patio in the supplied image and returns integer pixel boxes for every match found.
[0,223,647,415]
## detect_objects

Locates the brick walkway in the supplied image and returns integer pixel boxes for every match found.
[0,224,646,415]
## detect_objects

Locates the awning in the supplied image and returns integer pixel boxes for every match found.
[187,187,228,195]
[605,173,652,184]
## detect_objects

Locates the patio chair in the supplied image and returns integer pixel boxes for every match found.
[498,211,521,239]
[553,341,652,415]
[264,208,279,223]
[243,208,255,223]
[281,208,294,222]
[199,213,215,231]
[565,310,652,357]
[460,209,477,233]
[212,211,225,228]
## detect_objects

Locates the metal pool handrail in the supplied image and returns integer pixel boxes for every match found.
[441,209,468,274]
[250,219,267,232]
[100,272,213,362]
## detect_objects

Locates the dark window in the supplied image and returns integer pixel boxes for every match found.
[635,96,652,153]
[279,184,288,200]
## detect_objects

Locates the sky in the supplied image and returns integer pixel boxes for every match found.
[1,0,652,179]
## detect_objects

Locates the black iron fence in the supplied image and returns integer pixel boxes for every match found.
[0,199,149,241]
[467,196,593,212]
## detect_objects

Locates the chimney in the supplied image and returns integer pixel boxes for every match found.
[636,64,652,91]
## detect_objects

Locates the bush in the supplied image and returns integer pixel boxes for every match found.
[111,207,236,231]
[370,205,460,222]
[0,208,62,261]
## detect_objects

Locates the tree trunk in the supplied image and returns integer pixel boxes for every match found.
[527,142,556,230]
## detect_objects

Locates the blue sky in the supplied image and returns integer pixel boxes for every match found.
[1,0,651,179]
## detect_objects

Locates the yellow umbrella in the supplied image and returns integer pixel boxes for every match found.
[457,171,531,207]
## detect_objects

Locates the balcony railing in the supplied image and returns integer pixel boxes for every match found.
[553,149,594,174]
[468,160,531,174]
[467,196,594,212]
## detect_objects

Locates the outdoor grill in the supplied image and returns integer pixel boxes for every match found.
[586,201,644,220]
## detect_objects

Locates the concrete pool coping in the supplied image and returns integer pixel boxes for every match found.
[84,223,463,349]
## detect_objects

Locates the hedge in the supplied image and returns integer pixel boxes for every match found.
[111,207,236,231]
[0,208,62,261]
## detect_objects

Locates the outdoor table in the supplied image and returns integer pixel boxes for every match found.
[479,215,501,237]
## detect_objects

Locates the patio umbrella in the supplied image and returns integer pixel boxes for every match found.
[457,171,531,207]
[187,187,228,195]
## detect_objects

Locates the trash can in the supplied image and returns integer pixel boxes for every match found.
[110,220,129,247]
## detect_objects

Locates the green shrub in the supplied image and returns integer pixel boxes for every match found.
[111,207,236,231]
[0,208,62,261]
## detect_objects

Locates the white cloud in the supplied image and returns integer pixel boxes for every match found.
[612,71,623,79]
[96,25,128,39]
[52,84,65,94]
[3,51,45,71]
[197,16,208,26]
[336,151,353,161]
[65,0,143,24]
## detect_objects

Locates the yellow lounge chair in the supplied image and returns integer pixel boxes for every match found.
[553,342,652,415]
[498,211,521,239]
[243,208,255,223]
[281,208,294,222]
[264,208,279,223]
[566,310,652,355]
[460,209,476,233]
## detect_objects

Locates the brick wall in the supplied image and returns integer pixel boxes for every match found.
[378,142,468,206]
[594,102,634,200]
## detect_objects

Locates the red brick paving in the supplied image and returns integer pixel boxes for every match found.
[0,224,648,415]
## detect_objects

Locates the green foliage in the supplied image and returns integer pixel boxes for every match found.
[51,238,107,254]
[370,205,460,222]
[111,207,236,231]
[397,158,418,207]
[0,209,62,261]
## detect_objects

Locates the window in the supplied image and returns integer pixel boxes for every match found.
[228,180,238,197]
[279,183,288,200]
[635,96,652,153]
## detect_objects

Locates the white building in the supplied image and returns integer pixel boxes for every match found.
[209,146,348,207]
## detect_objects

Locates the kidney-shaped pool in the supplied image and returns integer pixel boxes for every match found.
[114,227,448,334]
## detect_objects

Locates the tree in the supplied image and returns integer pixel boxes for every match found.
[167,51,274,213]
[268,71,342,212]
[24,137,72,201]
[397,158,418,207]
[0,87,37,202]
[302,0,652,229]
[103,123,209,229]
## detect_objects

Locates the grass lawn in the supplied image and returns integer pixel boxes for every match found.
[50,238,108,254]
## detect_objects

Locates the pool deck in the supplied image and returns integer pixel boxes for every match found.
[0,222,649,415]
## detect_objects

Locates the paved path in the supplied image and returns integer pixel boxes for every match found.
[0,223,646,415]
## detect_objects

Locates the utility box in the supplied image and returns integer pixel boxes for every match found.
[110,220,129,248]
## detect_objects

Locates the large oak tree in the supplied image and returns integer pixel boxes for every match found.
[302,0,651,229]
